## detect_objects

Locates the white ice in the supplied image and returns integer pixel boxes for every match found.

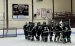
[0,28,75,46]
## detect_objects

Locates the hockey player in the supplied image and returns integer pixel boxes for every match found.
[54,23,62,42]
[49,21,55,42]
[62,21,71,43]
[59,20,64,42]
[36,22,42,41]
[27,22,34,40]
[31,23,36,41]
[42,22,50,42]
[23,22,28,39]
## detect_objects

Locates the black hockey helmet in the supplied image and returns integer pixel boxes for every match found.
[37,22,40,25]
[43,22,46,25]
[28,22,32,26]
[29,22,32,24]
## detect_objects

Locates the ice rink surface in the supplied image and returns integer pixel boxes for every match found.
[0,28,75,46]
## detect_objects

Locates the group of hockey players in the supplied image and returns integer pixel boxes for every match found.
[23,20,71,43]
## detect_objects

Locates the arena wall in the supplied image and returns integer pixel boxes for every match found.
[0,0,74,29]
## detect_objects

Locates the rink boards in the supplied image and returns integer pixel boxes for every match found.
[0,28,75,37]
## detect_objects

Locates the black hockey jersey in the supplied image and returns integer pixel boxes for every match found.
[23,24,27,30]
[63,25,71,32]
[28,24,34,32]
[55,25,62,33]
[36,25,42,32]
[42,25,50,33]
